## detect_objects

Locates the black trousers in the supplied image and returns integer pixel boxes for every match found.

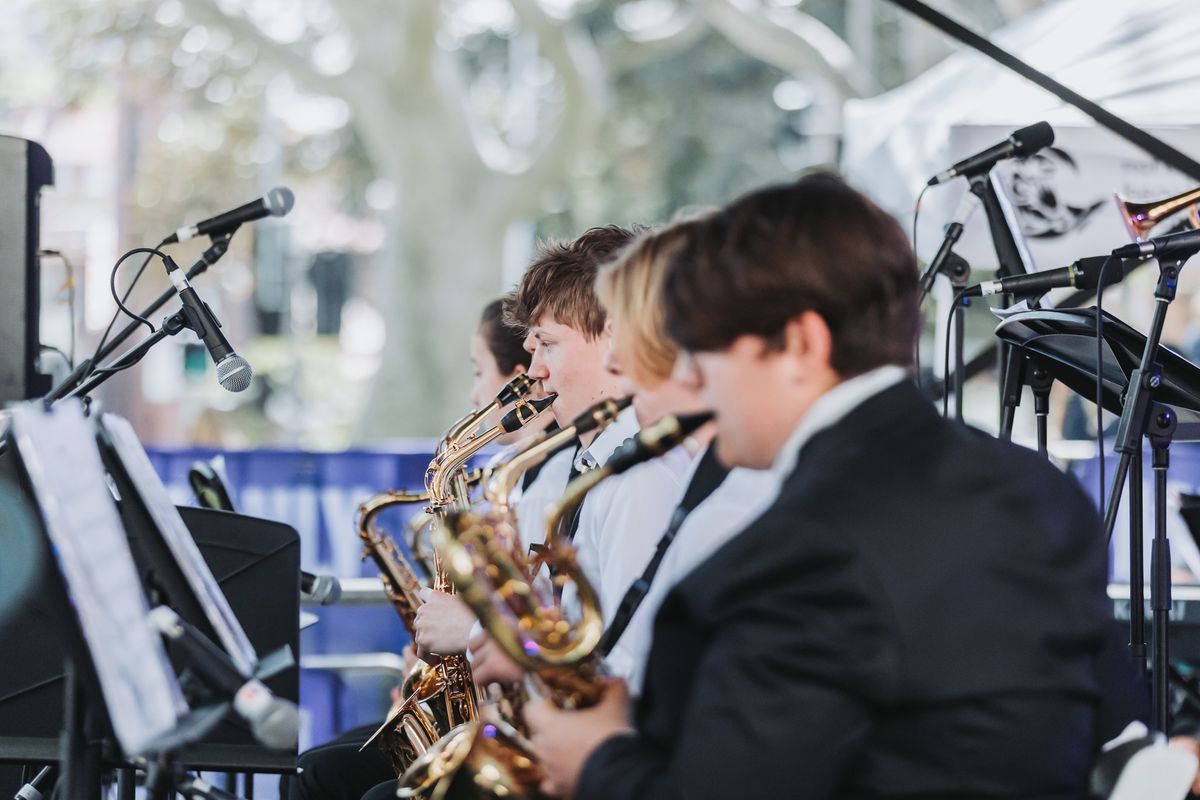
[283,723,395,800]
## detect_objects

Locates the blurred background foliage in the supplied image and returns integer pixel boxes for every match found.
[1,0,1041,445]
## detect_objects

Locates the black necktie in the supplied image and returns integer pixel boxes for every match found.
[596,442,729,657]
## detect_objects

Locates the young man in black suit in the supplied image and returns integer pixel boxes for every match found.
[527,172,1112,799]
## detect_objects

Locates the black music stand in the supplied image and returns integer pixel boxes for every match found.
[3,401,235,799]
[995,300,1200,733]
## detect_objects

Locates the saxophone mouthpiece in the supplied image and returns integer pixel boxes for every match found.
[495,374,537,407]
[606,411,714,475]
[500,394,557,433]
[570,396,633,437]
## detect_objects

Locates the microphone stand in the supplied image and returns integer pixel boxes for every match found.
[1101,256,1188,734]
[43,234,234,403]
[59,312,189,403]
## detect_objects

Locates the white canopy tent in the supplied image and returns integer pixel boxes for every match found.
[843,0,1200,272]
[841,0,1200,581]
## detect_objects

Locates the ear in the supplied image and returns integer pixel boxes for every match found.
[781,311,834,379]
[512,364,528,375]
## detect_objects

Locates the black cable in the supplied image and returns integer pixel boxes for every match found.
[89,239,168,374]
[912,184,930,390]
[76,247,174,385]
[108,247,169,338]
[1094,254,1118,513]
[40,344,71,365]
[912,184,929,264]
[942,287,968,418]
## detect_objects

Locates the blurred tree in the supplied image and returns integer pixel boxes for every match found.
[13,0,1035,439]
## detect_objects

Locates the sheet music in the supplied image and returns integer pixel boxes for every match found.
[99,413,258,676]
[10,400,186,756]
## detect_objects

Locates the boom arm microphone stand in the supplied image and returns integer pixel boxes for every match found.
[43,234,233,403]
[923,171,1029,422]
[1101,256,1189,734]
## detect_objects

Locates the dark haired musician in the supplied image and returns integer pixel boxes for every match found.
[287,298,543,800]
[528,172,1112,799]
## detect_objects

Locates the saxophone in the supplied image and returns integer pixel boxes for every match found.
[396,412,712,800]
[355,491,445,772]
[358,381,552,773]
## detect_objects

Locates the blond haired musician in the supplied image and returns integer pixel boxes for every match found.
[587,218,778,692]
[528,173,1112,799]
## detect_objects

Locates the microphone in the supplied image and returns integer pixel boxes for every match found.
[14,766,56,800]
[162,255,252,392]
[963,256,1133,298]
[918,191,981,298]
[164,187,295,244]
[927,122,1055,186]
[176,776,241,800]
[301,571,342,605]
[1112,228,1200,261]
[149,606,299,750]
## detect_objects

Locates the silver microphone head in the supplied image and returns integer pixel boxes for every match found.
[265,186,295,217]
[252,696,300,750]
[308,574,342,605]
[216,355,253,393]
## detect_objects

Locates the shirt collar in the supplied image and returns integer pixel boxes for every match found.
[770,365,908,479]
[575,404,639,472]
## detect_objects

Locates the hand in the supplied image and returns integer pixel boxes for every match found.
[1169,736,1200,795]
[414,588,477,661]
[527,678,633,798]
[402,643,419,676]
[468,628,525,687]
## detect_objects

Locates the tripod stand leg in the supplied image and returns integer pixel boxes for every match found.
[1129,446,1147,681]
[1152,440,1173,733]
[998,345,1026,442]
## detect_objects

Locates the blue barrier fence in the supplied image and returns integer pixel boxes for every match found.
[145,443,442,752]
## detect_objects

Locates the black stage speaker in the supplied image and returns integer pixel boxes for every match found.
[0,505,300,775]
[0,135,54,404]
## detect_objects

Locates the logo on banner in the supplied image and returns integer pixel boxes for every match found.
[1008,147,1107,239]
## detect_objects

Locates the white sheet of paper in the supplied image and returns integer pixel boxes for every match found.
[11,400,186,756]
[100,413,258,675]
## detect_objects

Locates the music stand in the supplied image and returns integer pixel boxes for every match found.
[995,302,1200,732]
[5,401,228,799]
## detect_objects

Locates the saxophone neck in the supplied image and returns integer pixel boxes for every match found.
[486,425,574,512]
[427,396,557,507]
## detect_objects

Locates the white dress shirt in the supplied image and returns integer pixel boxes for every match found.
[512,443,576,553]
[605,458,779,695]
[560,407,692,645]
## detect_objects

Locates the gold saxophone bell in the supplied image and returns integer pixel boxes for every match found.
[1114,184,1200,241]
[396,410,711,800]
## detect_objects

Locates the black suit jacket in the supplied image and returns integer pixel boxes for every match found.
[578,380,1110,800]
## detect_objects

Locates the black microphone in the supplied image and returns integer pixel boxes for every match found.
[1112,228,1200,261]
[963,256,1133,298]
[162,255,252,392]
[163,187,295,244]
[927,122,1055,186]
[300,571,342,605]
[149,606,299,750]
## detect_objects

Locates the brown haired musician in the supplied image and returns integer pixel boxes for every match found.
[528,172,1111,799]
